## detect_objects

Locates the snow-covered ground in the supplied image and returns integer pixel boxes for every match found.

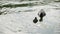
[0,1,60,34]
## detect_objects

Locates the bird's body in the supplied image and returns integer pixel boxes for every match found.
[38,9,46,17]
[33,17,38,23]
[38,9,46,22]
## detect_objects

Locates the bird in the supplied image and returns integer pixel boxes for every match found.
[33,17,38,23]
[38,9,46,22]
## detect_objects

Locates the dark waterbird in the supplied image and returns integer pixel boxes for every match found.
[33,17,38,23]
[38,9,46,22]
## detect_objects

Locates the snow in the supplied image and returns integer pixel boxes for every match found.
[0,2,60,34]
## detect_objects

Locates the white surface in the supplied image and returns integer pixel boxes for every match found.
[0,2,60,34]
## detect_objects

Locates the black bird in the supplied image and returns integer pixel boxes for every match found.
[33,17,38,23]
[38,9,46,22]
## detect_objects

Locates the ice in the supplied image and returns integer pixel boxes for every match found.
[0,1,60,34]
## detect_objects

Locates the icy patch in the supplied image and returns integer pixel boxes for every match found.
[0,3,60,34]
